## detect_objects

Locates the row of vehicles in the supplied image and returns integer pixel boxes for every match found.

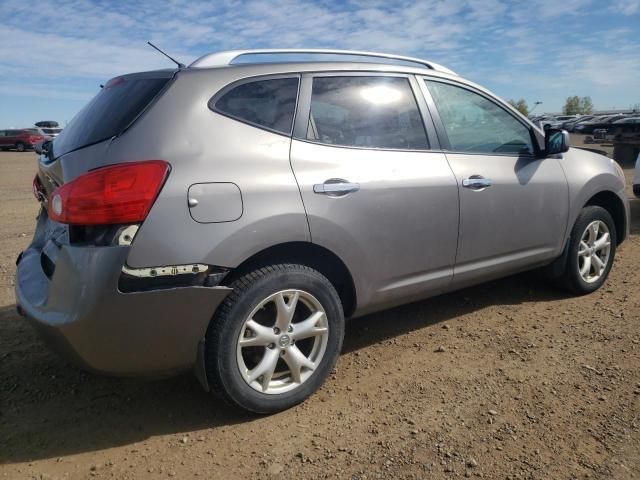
[531,113,640,134]
[0,121,62,152]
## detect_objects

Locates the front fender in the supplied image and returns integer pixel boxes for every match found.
[561,148,629,244]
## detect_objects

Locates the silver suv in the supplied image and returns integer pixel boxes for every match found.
[16,49,629,413]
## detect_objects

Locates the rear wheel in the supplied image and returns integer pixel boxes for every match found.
[205,264,344,414]
[559,206,616,294]
[15,142,25,152]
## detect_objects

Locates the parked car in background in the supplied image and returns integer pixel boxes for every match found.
[563,115,595,132]
[593,116,640,142]
[34,121,63,139]
[544,115,580,130]
[0,129,47,152]
[16,49,630,414]
[575,115,627,134]
[612,117,640,125]
[634,152,640,197]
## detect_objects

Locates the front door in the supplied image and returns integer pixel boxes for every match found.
[290,74,459,313]
[422,79,569,286]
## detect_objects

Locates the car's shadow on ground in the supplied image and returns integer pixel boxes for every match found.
[1,197,638,464]
[0,274,568,464]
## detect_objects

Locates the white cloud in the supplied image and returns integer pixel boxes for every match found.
[610,0,640,14]
[0,0,638,115]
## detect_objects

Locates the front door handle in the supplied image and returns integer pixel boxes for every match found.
[462,176,493,190]
[313,180,360,196]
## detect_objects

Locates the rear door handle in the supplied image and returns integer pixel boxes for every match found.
[313,180,360,196]
[462,176,493,190]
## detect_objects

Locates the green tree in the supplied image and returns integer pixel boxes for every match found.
[580,96,594,114]
[563,96,594,115]
[508,99,529,116]
[563,96,581,115]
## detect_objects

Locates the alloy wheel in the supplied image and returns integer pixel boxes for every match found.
[577,220,611,284]
[236,289,329,394]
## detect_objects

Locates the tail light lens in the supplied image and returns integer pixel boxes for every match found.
[49,160,170,225]
[29,136,41,143]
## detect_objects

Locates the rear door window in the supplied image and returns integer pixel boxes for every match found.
[306,76,428,150]
[212,77,299,135]
[52,73,172,158]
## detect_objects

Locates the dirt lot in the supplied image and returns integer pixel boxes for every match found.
[1,141,639,479]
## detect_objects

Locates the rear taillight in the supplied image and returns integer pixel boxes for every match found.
[29,136,41,143]
[49,160,170,225]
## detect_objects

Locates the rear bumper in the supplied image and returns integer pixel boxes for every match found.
[15,215,231,376]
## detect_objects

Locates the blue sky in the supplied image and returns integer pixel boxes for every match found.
[1,0,639,128]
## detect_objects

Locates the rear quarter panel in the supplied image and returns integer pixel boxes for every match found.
[105,69,310,269]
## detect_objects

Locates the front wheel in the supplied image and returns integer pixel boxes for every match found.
[205,264,344,414]
[560,206,616,294]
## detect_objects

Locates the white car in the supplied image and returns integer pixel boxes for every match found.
[34,121,62,139]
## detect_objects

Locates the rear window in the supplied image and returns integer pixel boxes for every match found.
[211,77,299,135]
[51,73,172,158]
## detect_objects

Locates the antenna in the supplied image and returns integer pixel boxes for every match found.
[147,41,186,69]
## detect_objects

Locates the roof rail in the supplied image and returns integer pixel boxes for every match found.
[189,49,456,75]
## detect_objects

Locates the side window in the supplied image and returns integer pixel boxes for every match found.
[307,76,428,150]
[212,77,299,135]
[425,80,534,155]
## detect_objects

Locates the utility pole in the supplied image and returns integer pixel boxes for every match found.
[530,101,542,115]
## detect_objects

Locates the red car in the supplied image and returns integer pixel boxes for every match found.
[0,129,47,152]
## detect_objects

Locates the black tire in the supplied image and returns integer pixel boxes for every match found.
[559,206,616,295]
[205,264,344,414]
[15,142,25,152]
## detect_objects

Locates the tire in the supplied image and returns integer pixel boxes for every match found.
[15,142,25,152]
[559,206,616,295]
[205,264,344,414]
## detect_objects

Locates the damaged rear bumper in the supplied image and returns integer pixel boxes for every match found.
[15,216,231,377]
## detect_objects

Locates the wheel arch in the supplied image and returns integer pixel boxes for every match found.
[584,190,626,245]
[223,241,357,317]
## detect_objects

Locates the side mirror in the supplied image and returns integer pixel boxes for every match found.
[545,128,570,155]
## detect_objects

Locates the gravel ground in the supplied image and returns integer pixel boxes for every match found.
[1,141,639,479]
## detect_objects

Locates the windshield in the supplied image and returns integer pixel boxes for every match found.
[51,71,173,159]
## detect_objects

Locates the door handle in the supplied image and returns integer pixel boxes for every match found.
[462,176,493,190]
[313,180,360,196]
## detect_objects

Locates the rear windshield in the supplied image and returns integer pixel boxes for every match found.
[51,73,172,158]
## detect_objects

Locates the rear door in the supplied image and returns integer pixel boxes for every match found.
[290,73,459,313]
[421,78,569,287]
